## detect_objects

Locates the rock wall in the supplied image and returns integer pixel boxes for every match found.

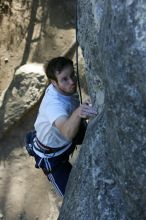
[59,1,146,219]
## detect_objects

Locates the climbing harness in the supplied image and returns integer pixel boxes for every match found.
[75,0,82,104]
[25,130,70,156]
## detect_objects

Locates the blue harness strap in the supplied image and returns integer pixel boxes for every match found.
[25,130,36,156]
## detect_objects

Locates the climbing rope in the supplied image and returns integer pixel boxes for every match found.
[75,0,82,104]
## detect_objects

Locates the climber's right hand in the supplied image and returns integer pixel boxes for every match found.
[76,103,97,119]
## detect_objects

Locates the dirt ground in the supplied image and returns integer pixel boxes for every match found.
[0,105,64,220]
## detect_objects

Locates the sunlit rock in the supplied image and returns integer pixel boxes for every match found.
[0,63,47,138]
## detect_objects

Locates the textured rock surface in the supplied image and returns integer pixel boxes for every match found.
[0,63,47,138]
[59,1,146,220]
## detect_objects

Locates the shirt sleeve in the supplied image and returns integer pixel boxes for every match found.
[46,102,68,125]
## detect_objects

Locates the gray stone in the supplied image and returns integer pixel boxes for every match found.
[59,1,146,220]
[0,63,47,138]
[0,212,3,220]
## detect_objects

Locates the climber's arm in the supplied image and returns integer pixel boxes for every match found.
[55,104,97,140]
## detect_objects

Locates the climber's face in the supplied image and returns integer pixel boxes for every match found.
[52,65,77,95]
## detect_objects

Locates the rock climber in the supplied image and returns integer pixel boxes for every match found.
[26,56,97,196]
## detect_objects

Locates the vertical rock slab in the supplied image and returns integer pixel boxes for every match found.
[59,1,146,220]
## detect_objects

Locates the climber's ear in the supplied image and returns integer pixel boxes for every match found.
[51,80,58,87]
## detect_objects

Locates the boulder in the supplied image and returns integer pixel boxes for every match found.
[0,63,47,138]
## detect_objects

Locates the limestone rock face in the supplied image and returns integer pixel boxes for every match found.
[59,1,146,220]
[0,63,47,138]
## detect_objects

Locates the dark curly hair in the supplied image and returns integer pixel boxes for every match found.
[44,57,73,81]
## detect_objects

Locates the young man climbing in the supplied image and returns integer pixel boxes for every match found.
[26,57,97,196]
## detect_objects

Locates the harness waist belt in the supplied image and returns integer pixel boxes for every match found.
[35,138,68,154]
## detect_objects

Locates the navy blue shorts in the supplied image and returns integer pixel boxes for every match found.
[34,144,76,196]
